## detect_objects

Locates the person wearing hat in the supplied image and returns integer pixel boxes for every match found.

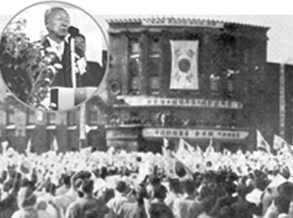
[107,180,136,217]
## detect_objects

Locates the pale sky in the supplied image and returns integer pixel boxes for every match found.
[0,0,293,64]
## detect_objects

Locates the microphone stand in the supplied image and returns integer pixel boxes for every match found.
[70,36,76,88]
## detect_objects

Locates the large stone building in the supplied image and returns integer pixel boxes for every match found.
[0,17,292,153]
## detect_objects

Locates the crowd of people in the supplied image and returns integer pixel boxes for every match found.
[1,139,293,218]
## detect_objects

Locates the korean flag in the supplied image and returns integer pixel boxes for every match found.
[170,40,199,90]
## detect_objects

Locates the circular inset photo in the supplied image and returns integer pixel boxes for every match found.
[0,1,108,111]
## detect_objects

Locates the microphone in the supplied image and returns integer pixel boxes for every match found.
[68,26,79,37]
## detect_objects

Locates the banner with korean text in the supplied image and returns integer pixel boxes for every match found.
[170,40,199,90]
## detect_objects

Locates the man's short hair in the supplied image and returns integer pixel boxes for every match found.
[44,7,68,25]
[81,179,94,194]
[183,179,196,195]
[74,33,86,40]
[153,184,167,200]
[116,180,129,193]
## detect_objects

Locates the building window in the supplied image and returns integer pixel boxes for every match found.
[129,40,140,95]
[149,40,160,95]
[47,113,56,125]
[6,106,15,125]
[87,103,98,125]
[46,130,55,151]
[27,110,36,125]
[67,111,77,126]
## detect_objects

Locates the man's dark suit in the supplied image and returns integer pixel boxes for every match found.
[42,37,105,88]
[42,38,73,87]
[81,61,105,87]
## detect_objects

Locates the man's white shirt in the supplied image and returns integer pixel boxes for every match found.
[46,37,65,60]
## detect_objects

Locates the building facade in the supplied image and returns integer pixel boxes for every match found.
[0,17,292,153]
[104,17,269,152]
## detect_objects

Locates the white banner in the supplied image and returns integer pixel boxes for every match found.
[170,40,199,90]
[117,96,243,109]
[142,128,249,140]
[142,18,224,28]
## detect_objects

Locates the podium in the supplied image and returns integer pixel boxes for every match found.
[50,87,97,110]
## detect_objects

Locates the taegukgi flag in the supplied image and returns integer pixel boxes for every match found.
[170,40,199,90]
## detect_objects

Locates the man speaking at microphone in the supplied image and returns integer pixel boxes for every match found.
[42,6,91,88]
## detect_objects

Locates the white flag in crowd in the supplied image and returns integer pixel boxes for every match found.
[256,130,271,153]
[51,136,59,152]
[273,134,287,151]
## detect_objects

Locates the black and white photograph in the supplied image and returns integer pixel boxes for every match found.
[0,1,107,111]
[1,1,293,218]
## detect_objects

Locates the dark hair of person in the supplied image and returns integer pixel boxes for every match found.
[100,167,108,180]
[0,170,7,183]
[61,174,71,187]
[275,195,290,214]
[183,179,196,196]
[74,33,85,40]
[81,179,94,195]
[133,185,147,205]
[45,182,56,195]
[116,180,129,193]
[236,184,248,198]
[149,175,161,186]
[74,178,84,198]
[104,188,115,203]
[20,178,35,190]
[277,181,293,199]
[153,184,167,201]
[168,178,181,194]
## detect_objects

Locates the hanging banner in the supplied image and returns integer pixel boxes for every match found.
[141,18,224,29]
[170,40,199,90]
[117,96,243,109]
[142,128,249,140]
[279,64,285,138]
